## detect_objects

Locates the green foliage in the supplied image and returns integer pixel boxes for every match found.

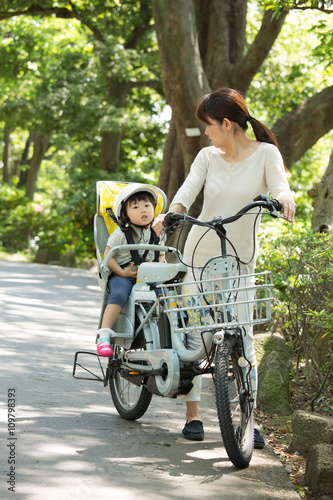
[0,15,95,133]
[247,8,331,124]
[0,140,160,261]
[0,2,166,257]
[0,1,164,186]
[247,6,333,222]
[0,181,95,260]
[260,1,333,14]
[258,222,333,397]
[0,184,40,251]
[311,18,333,72]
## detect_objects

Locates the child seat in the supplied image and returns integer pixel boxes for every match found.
[94,181,168,343]
[94,181,167,289]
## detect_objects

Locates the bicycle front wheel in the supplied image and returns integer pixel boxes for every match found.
[215,336,254,468]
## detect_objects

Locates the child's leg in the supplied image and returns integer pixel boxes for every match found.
[96,304,122,356]
[97,275,136,357]
[101,304,122,329]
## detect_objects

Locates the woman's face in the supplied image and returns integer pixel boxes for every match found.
[204,119,226,148]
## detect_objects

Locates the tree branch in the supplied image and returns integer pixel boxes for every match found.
[0,3,105,43]
[283,0,333,14]
[291,6,333,13]
[262,0,333,14]
[0,4,77,21]
[194,0,233,88]
[127,79,162,92]
[125,0,154,49]
[310,360,333,411]
[272,85,333,168]
[233,7,288,94]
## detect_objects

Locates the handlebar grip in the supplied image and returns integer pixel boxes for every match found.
[164,212,183,226]
[164,212,175,226]
[271,199,282,212]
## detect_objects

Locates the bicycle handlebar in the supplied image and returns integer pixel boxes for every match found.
[164,195,282,230]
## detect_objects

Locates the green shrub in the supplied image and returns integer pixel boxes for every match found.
[258,222,333,399]
[0,184,95,260]
[0,185,43,252]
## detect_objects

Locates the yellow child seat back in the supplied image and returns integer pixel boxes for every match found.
[97,180,167,236]
[98,181,128,236]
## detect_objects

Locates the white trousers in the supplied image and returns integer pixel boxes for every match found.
[182,267,258,404]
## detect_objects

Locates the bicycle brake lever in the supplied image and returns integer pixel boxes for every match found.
[279,215,294,224]
[163,222,179,235]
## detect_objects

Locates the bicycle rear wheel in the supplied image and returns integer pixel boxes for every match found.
[215,336,254,468]
[109,345,153,421]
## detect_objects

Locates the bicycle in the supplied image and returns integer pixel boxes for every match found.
[73,194,282,468]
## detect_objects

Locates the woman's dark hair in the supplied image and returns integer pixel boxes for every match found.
[196,87,279,149]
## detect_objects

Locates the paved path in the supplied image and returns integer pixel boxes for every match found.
[0,260,299,500]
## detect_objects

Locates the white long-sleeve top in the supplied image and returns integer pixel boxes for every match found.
[171,143,294,272]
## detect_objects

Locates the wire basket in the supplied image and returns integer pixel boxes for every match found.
[158,270,274,335]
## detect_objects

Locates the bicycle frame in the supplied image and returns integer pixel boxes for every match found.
[72,194,282,468]
[73,196,280,394]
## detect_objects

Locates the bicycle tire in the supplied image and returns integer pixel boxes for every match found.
[109,344,153,421]
[215,336,254,468]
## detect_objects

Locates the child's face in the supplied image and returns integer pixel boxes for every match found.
[126,198,155,226]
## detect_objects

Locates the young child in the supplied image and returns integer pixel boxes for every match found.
[96,184,165,356]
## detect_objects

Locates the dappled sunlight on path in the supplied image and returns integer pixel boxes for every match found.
[0,261,299,500]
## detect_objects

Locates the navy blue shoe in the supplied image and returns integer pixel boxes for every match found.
[254,428,265,449]
[182,420,204,441]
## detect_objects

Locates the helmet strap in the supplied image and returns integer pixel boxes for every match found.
[129,218,154,230]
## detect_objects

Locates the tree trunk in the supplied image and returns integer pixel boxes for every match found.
[100,130,124,173]
[25,132,51,201]
[153,0,210,194]
[157,116,185,204]
[99,77,130,173]
[308,149,333,233]
[153,0,288,202]
[17,132,34,187]
[154,0,333,246]
[3,127,11,184]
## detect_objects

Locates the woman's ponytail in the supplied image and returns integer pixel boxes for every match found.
[248,117,279,149]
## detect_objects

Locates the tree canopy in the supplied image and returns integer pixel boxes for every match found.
[0,0,332,256]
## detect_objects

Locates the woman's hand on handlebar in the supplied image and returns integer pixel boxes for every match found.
[152,213,166,237]
[152,203,187,236]
[277,194,297,223]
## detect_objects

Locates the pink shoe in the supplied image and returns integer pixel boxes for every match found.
[96,328,114,357]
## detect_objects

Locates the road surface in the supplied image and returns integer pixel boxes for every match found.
[0,260,299,500]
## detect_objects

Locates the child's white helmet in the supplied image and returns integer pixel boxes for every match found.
[113,183,166,224]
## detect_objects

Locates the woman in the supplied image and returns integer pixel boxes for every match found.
[153,88,296,446]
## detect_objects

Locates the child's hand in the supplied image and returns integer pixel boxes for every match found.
[122,263,137,277]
